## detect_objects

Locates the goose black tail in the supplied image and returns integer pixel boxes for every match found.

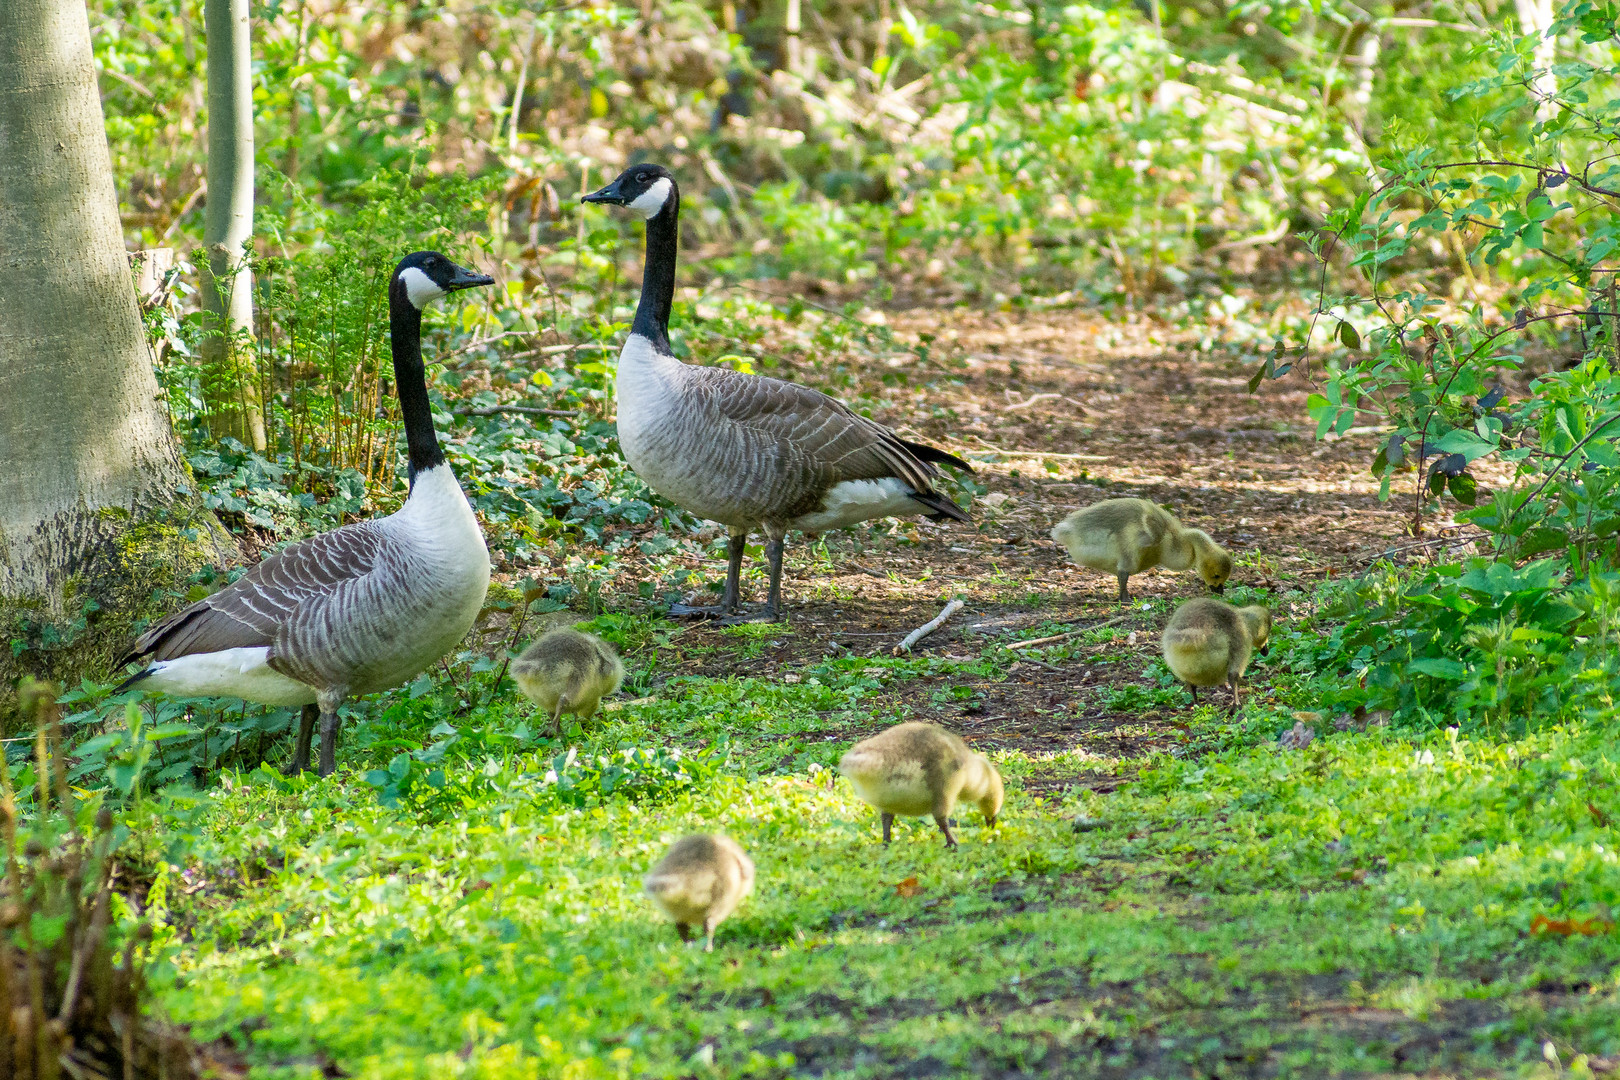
[898,438,974,473]
[911,491,973,524]
[110,667,155,696]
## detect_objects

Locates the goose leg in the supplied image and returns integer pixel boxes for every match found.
[881,812,894,844]
[718,529,786,623]
[670,530,748,617]
[287,703,319,774]
[316,687,346,777]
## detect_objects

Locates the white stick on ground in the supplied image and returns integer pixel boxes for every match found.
[1008,614,1128,650]
[894,598,964,655]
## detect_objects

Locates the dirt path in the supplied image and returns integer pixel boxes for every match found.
[635,304,1411,765]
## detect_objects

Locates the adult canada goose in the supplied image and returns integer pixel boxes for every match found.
[582,164,972,621]
[839,721,1003,849]
[510,627,624,733]
[1051,497,1232,602]
[1161,597,1271,712]
[113,252,495,776]
[643,834,755,951]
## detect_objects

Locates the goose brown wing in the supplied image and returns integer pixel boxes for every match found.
[117,522,388,667]
[698,368,949,497]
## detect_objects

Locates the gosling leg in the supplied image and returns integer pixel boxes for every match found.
[287,703,319,774]
[702,917,718,952]
[1228,677,1243,716]
[675,922,692,943]
[1116,573,1130,603]
[934,812,958,850]
[881,812,894,844]
[550,700,564,737]
[1187,684,1199,707]
[316,687,345,777]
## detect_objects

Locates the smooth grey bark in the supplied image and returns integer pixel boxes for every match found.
[0,0,232,700]
[201,0,265,451]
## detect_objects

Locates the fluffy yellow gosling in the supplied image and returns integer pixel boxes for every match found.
[510,628,624,733]
[1050,497,1232,602]
[642,834,755,951]
[1161,597,1271,713]
[839,722,1003,849]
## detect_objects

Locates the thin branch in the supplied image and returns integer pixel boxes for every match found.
[894,599,964,654]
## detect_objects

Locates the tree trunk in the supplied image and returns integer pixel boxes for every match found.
[0,0,234,713]
[201,0,265,452]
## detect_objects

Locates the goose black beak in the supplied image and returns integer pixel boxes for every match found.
[582,178,628,205]
[445,264,495,292]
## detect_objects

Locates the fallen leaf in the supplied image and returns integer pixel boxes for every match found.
[1531,913,1612,937]
[894,876,922,898]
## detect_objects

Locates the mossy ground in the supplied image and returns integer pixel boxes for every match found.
[2,497,234,729]
[134,601,1620,1079]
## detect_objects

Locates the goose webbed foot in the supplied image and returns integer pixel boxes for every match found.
[668,601,741,619]
[715,603,782,625]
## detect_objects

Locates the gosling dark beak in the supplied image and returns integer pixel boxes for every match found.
[446,263,495,292]
[1259,643,1271,657]
[1212,583,1226,594]
[582,177,629,205]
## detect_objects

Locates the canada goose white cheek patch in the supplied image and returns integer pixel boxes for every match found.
[399,267,446,308]
[629,178,673,219]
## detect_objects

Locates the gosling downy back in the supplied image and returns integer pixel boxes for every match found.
[1161,597,1271,711]
[838,721,1003,848]
[643,833,755,951]
[1050,497,1232,602]
[511,627,624,730]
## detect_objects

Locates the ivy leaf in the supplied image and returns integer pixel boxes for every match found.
[1386,431,1406,466]
[1448,471,1478,506]
[1337,320,1362,350]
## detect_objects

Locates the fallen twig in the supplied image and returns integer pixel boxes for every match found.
[454,404,576,419]
[963,436,1110,461]
[1008,614,1128,650]
[845,561,889,579]
[894,598,964,654]
[1002,392,1062,412]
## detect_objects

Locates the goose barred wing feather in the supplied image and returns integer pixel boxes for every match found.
[117,522,389,674]
[697,368,966,518]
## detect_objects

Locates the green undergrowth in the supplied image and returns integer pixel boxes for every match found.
[72,587,1619,1079]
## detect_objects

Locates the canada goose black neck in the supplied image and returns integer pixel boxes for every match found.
[388,275,445,484]
[632,186,680,353]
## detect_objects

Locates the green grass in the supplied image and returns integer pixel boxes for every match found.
[132,601,1620,1079]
